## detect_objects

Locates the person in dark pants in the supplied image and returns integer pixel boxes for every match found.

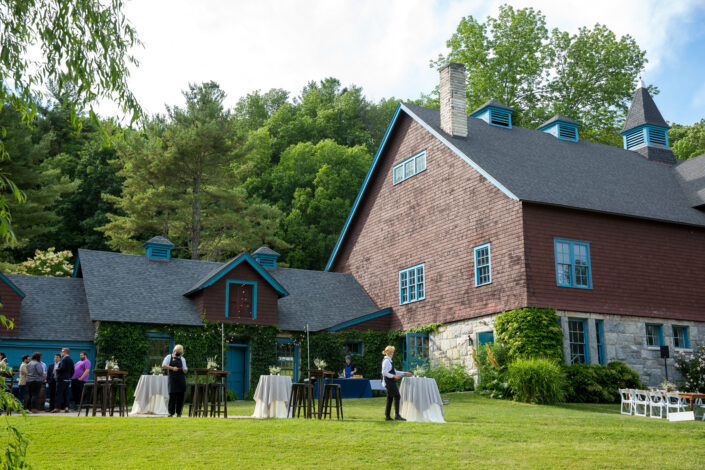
[26,353,45,413]
[53,348,74,413]
[47,353,60,410]
[381,346,410,421]
[71,351,91,408]
[162,344,188,417]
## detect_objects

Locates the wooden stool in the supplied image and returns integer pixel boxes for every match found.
[208,382,228,418]
[76,382,94,416]
[108,381,127,417]
[288,383,314,418]
[321,384,343,420]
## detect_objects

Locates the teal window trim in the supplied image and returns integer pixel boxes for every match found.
[473,243,492,286]
[276,338,298,382]
[477,331,494,346]
[344,341,364,355]
[645,323,664,347]
[554,238,592,289]
[595,320,605,365]
[225,280,257,319]
[147,332,173,372]
[399,263,426,305]
[672,325,690,349]
[568,318,589,364]
[403,333,429,370]
[393,150,427,185]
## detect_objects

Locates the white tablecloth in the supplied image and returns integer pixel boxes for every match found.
[130,375,169,416]
[399,377,445,423]
[252,375,292,418]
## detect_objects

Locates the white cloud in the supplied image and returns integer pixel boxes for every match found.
[96,0,704,119]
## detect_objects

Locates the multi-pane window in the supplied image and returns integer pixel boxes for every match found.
[404,333,429,370]
[399,264,425,305]
[645,324,663,347]
[554,239,591,288]
[568,319,589,364]
[595,320,605,365]
[147,333,171,370]
[474,243,491,286]
[393,151,426,184]
[276,338,297,381]
[477,331,494,346]
[672,326,690,349]
[343,341,363,355]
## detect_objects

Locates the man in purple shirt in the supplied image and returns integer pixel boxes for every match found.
[71,351,91,409]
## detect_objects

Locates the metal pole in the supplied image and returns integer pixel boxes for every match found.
[664,357,668,381]
[221,322,225,368]
[306,323,310,379]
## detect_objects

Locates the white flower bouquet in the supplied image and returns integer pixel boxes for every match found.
[151,366,163,375]
[269,366,281,375]
[105,357,119,370]
[314,358,327,370]
[412,365,426,377]
[206,357,218,370]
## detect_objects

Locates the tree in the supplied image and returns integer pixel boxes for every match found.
[0,0,141,244]
[433,4,647,144]
[14,247,73,276]
[669,120,705,160]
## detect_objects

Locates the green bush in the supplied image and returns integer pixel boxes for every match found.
[474,343,512,399]
[507,357,567,405]
[494,308,563,361]
[424,364,474,393]
[564,361,644,403]
[674,346,705,392]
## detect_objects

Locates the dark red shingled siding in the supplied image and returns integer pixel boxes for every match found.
[0,281,22,337]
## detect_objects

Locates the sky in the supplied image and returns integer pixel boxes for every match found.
[100,0,705,125]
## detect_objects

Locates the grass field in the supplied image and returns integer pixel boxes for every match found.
[3,393,704,469]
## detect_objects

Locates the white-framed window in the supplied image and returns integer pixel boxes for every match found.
[474,243,491,286]
[393,150,426,185]
[399,263,425,305]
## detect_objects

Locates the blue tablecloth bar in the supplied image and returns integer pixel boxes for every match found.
[311,378,373,399]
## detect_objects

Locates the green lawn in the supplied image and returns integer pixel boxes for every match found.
[3,393,705,469]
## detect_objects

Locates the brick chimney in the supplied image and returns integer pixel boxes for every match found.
[439,63,467,138]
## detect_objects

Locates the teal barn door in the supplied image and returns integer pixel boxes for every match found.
[226,345,248,400]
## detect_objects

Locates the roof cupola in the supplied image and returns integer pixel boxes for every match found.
[538,115,580,142]
[470,99,514,128]
[143,236,174,261]
[253,246,280,269]
[620,82,676,165]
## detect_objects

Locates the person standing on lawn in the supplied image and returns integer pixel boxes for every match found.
[53,348,74,413]
[17,355,30,408]
[71,351,91,408]
[26,353,45,413]
[162,344,188,417]
[381,346,411,421]
[47,353,60,410]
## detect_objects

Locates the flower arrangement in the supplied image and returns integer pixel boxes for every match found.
[269,366,281,375]
[412,365,427,377]
[206,357,218,370]
[660,380,677,392]
[0,363,12,374]
[105,357,119,371]
[314,358,327,370]
[151,366,163,376]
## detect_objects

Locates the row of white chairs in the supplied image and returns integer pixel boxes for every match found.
[618,389,704,420]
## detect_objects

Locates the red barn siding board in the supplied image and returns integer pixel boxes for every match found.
[332,113,527,329]
[0,283,22,337]
[523,203,705,322]
[197,262,279,326]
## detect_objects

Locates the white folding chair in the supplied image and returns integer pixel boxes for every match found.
[665,392,688,418]
[619,388,633,415]
[648,391,666,418]
[633,390,649,417]
[694,398,705,421]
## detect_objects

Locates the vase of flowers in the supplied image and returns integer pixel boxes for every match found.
[660,380,677,392]
[105,357,119,371]
[151,366,163,376]
[314,358,326,370]
[269,366,281,375]
[206,357,218,370]
[412,365,426,377]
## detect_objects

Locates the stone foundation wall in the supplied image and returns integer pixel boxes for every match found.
[429,310,702,386]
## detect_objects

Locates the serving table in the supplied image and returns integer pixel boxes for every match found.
[678,392,705,411]
[130,375,169,415]
[252,375,292,418]
[312,378,373,399]
[399,377,445,423]
[308,369,335,418]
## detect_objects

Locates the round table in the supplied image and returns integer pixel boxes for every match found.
[399,377,445,423]
[130,375,169,416]
[252,375,292,418]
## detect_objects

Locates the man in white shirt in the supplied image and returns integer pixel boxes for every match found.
[381,345,411,421]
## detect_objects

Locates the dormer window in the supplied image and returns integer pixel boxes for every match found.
[538,115,580,142]
[470,100,514,129]
[143,236,174,261]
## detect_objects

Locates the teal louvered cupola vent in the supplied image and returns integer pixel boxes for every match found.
[253,246,280,269]
[143,236,174,261]
[470,99,514,129]
[538,115,580,142]
[620,81,671,152]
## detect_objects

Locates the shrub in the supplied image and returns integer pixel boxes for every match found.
[494,308,563,361]
[507,357,567,405]
[424,363,474,393]
[564,361,643,403]
[674,346,705,392]
[474,343,512,399]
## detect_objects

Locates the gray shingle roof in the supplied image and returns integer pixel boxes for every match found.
[674,154,705,208]
[621,86,668,132]
[402,103,705,228]
[5,275,94,341]
[253,246,280,256]
[78,249,220,325]
[471,99,514,114]
[538,115,580,129]
[143,236,174,247]
[267,267,379,331]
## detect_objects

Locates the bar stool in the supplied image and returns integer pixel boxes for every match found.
[321,384,343,420]
[76,382,94,416]
[108,377,127,417]
[208,381,228,418]
[288,383,314,418]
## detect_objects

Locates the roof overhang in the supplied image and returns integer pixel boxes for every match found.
[327,308,392,331]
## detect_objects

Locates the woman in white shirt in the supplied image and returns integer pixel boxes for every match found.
[381,345,411,421]
[162,344,188,417]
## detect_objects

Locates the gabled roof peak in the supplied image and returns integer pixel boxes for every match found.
[538,115,580,129]
[143,236,174,247]
[471,99,514,115]
[621,86,668,133]
[253,246,280,256]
